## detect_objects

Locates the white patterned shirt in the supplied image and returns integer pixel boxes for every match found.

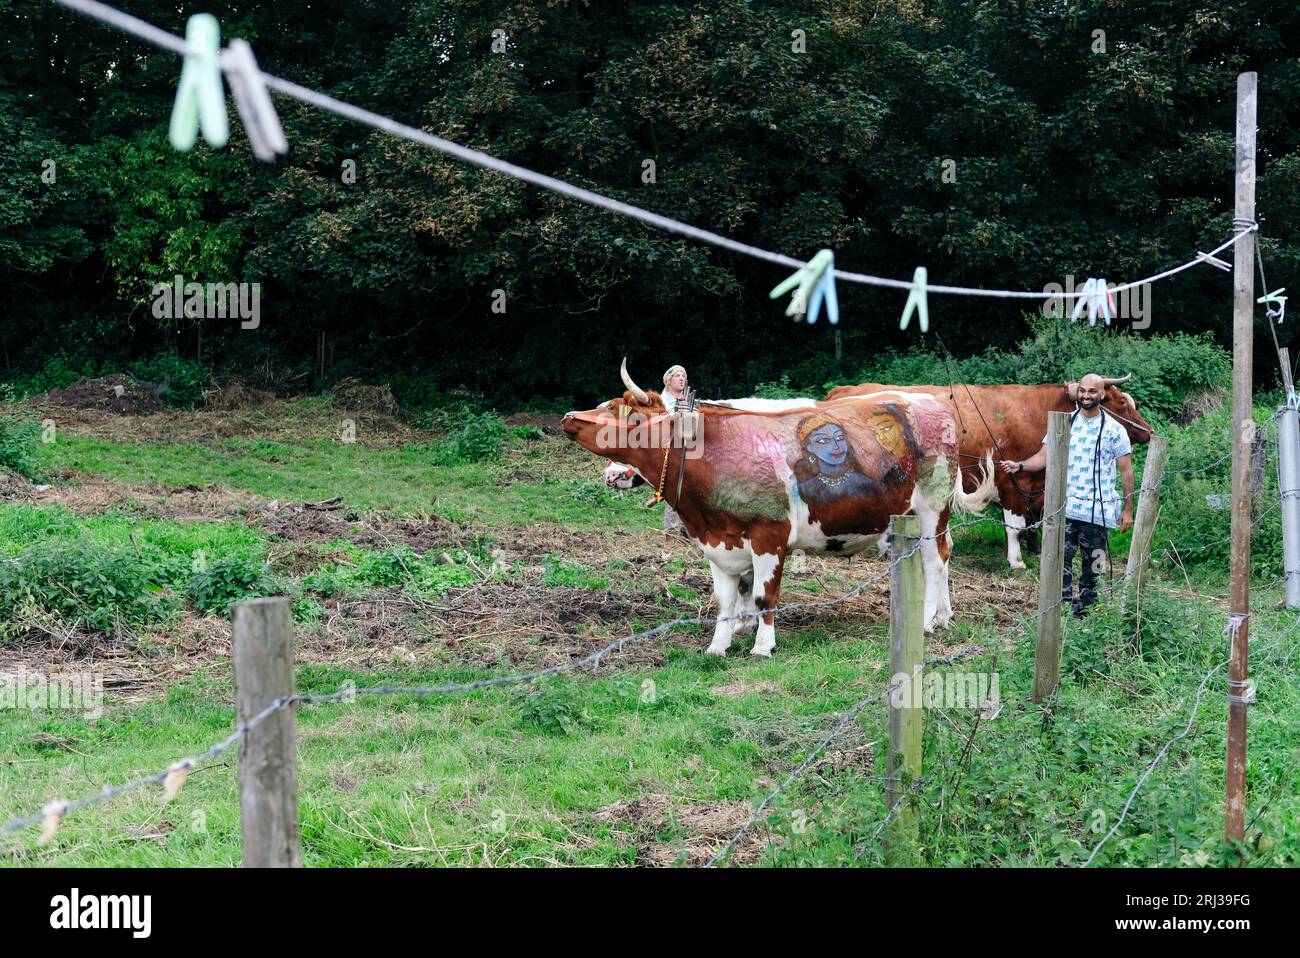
[1041,409,1132,528]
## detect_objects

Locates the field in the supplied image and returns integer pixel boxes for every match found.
[1,386,1298,868]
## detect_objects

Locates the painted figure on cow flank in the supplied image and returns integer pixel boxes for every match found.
[563,363,997,658]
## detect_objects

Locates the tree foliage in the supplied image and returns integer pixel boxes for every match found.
[2,0,1297,403]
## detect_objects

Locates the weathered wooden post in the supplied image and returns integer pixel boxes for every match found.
[1032,411,1071,703]
[233,596,301,867]
[1125,435,1170,594]
[886,513,923,856]
[1225,71,1258,847]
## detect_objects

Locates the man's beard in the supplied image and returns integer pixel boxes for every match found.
[1080,397,1099,408]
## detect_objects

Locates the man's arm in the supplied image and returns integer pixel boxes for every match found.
[999,444,1047,475]
[1117,453,1135,532]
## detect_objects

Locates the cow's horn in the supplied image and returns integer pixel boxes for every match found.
[620,357,650,404]
[1101,373,1133,386]
[1066,381,1079,401]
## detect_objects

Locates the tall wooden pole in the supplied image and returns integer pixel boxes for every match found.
[1226,71,1257,848]
[1032,411,1071,703]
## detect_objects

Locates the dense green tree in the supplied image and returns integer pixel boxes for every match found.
[1,0,1297,403]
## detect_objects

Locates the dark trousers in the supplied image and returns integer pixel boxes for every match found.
[1062,519,1109,614]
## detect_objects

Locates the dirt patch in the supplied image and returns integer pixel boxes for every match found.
[330,377,400,416]
[259,502,358,543]
[33,477,264,521]
[201,382,278,410]
[593,793,771,866]
[0,471,43,500]
[34,375,164,416]
[504,412,565,436]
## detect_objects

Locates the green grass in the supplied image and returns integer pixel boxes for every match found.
[5,578,1298,867]
[39,430,654,529]
[3,397,1298,867]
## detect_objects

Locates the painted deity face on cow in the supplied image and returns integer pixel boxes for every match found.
[866,408,908,461]
[805,422,848,469]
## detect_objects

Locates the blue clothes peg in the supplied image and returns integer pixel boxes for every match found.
[771,249,838,324]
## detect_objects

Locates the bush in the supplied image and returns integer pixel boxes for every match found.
[0,544,174,635]
[186,554,282,615]
[834,317,1230,421]
[126,354,209,409]
[434,412,510,464]
[0,413,42,480]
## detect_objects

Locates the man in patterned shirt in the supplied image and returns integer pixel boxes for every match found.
[999,374,1135,616]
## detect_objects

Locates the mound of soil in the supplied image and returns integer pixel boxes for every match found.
[36,375,163,416]
[202,381,278,410]
[330,377,399,415]
[504,412,565,436]
[0,470,39,499]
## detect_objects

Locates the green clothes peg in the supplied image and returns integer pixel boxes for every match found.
[900,266,929,332]
[169,14,228,152]
[771,249,837,324]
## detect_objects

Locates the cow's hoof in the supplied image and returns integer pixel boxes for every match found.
[704,646,728,657]
[1009,561,1028,571]
[750,646,774,658]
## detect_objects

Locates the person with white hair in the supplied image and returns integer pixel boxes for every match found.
[659,364,688,531]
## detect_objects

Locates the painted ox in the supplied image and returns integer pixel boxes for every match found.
[563,366,997,656]
[823,379,1154,569]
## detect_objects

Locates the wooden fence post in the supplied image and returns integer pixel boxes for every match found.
[886,513,923,857]
[233,596,301,868]
[1033,411,1071,703]
[1125,435,1169,595]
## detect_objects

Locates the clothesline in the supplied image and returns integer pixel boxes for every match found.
[51,0,1260,306]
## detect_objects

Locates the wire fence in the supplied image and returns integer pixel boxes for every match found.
[11,0,1293,861]
[3,422,1290,863]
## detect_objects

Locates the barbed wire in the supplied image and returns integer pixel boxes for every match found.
[1081,605,1300,867]
[2,526,937,840]
[50,0,1258,305]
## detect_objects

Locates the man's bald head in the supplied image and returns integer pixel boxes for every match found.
[1077,373,1104,410]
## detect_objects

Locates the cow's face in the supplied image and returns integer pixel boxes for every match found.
[1101,386,1154,444]
[562,390,671,466]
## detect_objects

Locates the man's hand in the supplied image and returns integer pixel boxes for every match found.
[998,460,1021,475]
[1119,509,1133,533]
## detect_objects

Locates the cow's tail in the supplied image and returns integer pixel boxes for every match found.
[950,451,997,514]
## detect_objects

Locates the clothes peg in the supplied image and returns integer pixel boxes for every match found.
[1196,251,1233,272]
[1258,288,1287,324]
[1070,277,1115,326]
[223,39,288,162]
[771,249,838,324]
[899,266,928,332]
[169,14,228,152]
